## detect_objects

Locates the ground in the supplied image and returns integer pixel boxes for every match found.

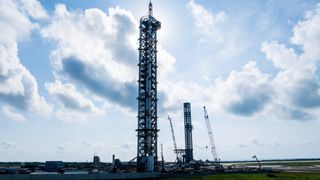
[166,172,320,180]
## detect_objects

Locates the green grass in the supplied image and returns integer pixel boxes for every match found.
[239,161,320,167]
[166,172,320,180]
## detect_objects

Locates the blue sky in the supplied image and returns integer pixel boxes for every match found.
[0,0,320,162]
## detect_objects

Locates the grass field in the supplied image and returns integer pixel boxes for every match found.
[236,160,320,167]
[166,172,320,180]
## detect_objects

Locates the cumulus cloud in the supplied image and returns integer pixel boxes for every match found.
[0,1,35,45]
[0,0,50,114]
[186,0,249,60]
[212,61,272,116]
[45,80,105,122]
[41,4,176,114]
[252,3,320,120]
[159,80,212,113]
[157,57,273,117]
[193,2,320,120]
[291,3,320,61]
[17,0,49,19]
[187,0,225,42]
[39,1,320,122]
[41,5,139,111]
[274,105,312,121]
[157,46,176,82]
[261,41,298,70]
[179,1,320,120]
[1,106,26,122]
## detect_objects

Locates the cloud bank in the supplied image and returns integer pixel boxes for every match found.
[0,0,50,117]
[41,4,177,120]
[188,1,320,121]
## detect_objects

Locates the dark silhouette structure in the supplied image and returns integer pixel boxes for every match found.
[136,1,161,172]
[184,102,193,163]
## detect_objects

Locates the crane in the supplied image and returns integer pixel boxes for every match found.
[252,155,261,170]
[167,115,180,162]
[203,106,219,163]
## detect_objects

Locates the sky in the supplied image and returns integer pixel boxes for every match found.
[0,0,320,162]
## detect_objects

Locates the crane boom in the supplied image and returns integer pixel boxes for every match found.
[168,115,179,161]
[203,106,218,162]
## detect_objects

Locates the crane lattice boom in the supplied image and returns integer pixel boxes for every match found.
[168,115,179,161]
[203,106,218,162]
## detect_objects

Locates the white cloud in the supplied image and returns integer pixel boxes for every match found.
[41,4,177,114]
[192,2,320,121]
[0,0,47,45]
[41,4,137,82]
[1,106,26,122]
[158,46,176,81]
[186,0,250,64]
[291,3,320,61]
[187,0,226,42]
[158,58,273,118]
[212,61,272,116]
[262,41,317,120]
[41,4,138,110]
[256,3,320,120]
[0,1,35,45]
[261,41,298,70]
[45,80,105,122]
[17,0,49,19]
[159,80,212,113]
[0,0,50,114]
[171,1,320,120]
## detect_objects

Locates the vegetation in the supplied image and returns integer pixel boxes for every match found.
[226,160,320,167]
[166,172,320,180]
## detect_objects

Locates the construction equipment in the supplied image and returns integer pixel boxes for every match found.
[203,106,219,164]
[168,115,180,162]
[252,155,261,170]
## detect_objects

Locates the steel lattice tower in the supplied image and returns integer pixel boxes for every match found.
[184,102,193,163]
[136,1,161,172]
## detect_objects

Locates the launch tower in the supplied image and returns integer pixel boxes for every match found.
[184,102,193,163]
[136,1,161,172]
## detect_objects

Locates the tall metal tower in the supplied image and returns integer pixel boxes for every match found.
[184,102,193,163]
[136,1,161,172]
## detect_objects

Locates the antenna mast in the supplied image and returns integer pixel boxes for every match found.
[149,0,153,16]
